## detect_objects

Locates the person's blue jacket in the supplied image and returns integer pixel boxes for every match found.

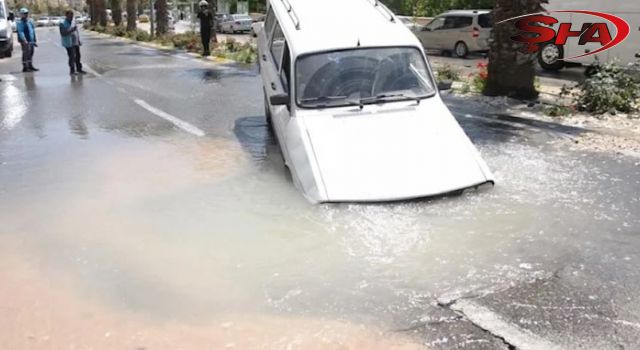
[59,20,79,48]
[17,19,36,43]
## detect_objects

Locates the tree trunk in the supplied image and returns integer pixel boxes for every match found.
[126,0,137,31]
[484,0,544,99]
[95,0,108,27]
[155,0,168,35]
[88,0,98,25]
[112,0,123,26]
[209,0,217,43]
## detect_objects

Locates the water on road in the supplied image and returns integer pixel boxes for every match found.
[1,28,639,350]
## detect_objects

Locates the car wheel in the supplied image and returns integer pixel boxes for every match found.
[538,43,565,71]
[454,41,468,58]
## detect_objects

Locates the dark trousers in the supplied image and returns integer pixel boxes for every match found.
[201,31,211,56]
[21,42,34,67]
[66,46,83,73]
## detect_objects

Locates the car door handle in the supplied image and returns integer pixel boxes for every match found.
[271,82,277,90]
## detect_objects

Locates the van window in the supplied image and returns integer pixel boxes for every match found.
[264,6,276,37]
[270,22,286,68]
[478,13,493,28]
[427,17,445,31]
[445,16,472,29]
[280,44,291,92]
[296,47,435,108]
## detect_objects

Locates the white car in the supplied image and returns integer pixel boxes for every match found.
[220,14,252,33]
[50,16,64,26]
[36,16,51,27]
[258,0,494,203]
[416,10,492,58]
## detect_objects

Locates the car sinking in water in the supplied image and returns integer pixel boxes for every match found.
[257,0,494,203]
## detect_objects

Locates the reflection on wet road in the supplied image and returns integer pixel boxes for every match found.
[1,28,639,349]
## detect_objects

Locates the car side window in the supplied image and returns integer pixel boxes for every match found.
[264,7,276,38]
[455,16,472,28]
[428,17,445,31]
[270,21,286,68]
[478,14,493,28]
[280,43,291,92]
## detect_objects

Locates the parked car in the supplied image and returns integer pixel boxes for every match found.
[220,14,252,33]
[416,10,492,58]
[257,0,494,203]
[36,16,51,27]
[537,0,640,71]
[215,14,229,32]
[0,0,13,58]
[139,14,149,23]
[51,16,64,26]
[251,15,265,37]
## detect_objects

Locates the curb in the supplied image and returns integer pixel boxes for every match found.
[83,29,236,64]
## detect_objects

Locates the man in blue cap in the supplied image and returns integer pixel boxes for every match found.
[16,7,38,72]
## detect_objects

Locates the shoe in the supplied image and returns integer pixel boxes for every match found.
[70,70,76,75]
[22,67,30,72]
[77,70,87,74]
[29,66,39,72]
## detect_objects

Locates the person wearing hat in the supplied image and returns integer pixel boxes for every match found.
[197,0,214,56]
[59,10,86,75]
[16,8,39,72]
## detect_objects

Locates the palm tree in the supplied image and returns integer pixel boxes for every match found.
[126,0,137,31]
[484,0,546,99]
[155,0,168,35]
[111,0,123,26]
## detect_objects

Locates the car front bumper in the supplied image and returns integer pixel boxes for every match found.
[0,38,13,53]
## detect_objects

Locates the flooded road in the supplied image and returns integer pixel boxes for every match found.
[1,29,639,349]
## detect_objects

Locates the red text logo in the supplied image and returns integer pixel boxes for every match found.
[500,11,630,60]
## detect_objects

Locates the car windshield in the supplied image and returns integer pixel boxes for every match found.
[296,47,435,108]
[0,5,4,18]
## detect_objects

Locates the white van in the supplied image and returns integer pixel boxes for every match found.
[0,0,14,58]
[538,0,640,71]
[257,0,494,203]
[416,10,492,58]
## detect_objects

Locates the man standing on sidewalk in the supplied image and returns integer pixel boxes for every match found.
[197,0,213,57]
[59,10,85,75]
[16,8,38,73]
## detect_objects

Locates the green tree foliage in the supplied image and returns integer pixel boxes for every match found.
[383,0,493,17]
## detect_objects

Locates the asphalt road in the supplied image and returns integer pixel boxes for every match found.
[1,28,639,350]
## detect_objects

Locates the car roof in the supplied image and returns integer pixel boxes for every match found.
[441,9,491,16]
[271,0,421,57]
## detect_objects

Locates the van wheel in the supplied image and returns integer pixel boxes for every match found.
[454,41,468,58]
[538,43,565,71]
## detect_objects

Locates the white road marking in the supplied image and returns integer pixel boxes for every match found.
[133,99,205,137]
[450,299,563,350]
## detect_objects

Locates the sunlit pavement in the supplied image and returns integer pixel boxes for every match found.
[1,28,639,349]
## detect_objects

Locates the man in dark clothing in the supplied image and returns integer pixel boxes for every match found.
[197,0,213,56]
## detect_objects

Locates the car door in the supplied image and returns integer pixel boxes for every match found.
[259,14,292,159]
[417,16,446,49]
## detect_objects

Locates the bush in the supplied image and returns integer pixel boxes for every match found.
[471,62,488,93]
[435,64,460,81]
[573,61,640,114]
[112,26,127,37]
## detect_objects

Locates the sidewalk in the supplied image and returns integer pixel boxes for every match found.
[138,21,253,44]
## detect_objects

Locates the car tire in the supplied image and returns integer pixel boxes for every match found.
[538,43,564,71]
[454,41,468,58]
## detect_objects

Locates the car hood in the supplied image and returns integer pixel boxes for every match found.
[300,98,493,202]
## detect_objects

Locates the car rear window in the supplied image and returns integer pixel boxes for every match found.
[478,13,493,28]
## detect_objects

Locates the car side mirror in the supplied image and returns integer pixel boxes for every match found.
[270,94,289,106]
[438,80,453,91]
[8,12,15,21]
[421,26,430,32]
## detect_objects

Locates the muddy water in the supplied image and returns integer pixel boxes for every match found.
[1,105,638,349]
